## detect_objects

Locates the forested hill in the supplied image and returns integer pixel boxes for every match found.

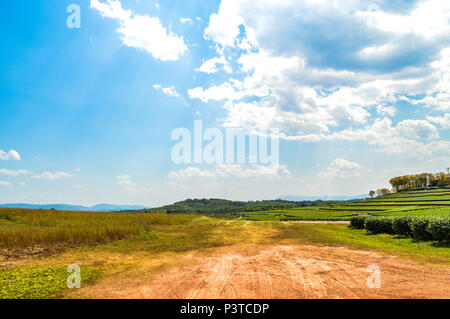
[144,198,326,216]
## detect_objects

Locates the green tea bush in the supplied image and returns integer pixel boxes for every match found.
[350,216,366,229]
[392,217,413,237]
[350,214,450,242]
[364,217,394,234]
[410,217,433,241]
[427,217,450,242]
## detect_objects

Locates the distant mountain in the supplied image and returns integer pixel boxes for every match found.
[0,203,149,212]
[277,194,367,201]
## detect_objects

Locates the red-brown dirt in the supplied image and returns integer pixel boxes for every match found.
[68,245,450,299]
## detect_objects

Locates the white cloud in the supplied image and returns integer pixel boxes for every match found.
[168,167,216,179]
[416,140,450,156]
[119,179,137,188]
[73,184,84,189]
[168,164,291,180]
[180,17,193,25]
[90,0,187,61]
[116,174,150,192]
[196,56,232,74]
[153,84,181,98]
[279,117,449,158]
[396,119,439,140]
[0,150,21,161]
[318,159,363,180]
[0,169,30,176]
[204,0,244,47]
[376,105,396,117]
[188,81,244,102]
[0,181,13,187]
[427,113,450,129]
[357,0,450,39]
[191,0,450,159]
[33,171,74,180]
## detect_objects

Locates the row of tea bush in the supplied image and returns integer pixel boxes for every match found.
[350,216,449,241]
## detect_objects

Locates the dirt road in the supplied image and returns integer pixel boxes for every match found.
[69,245,450,299]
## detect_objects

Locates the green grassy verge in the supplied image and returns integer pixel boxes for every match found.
[270,223,450,264]
[0,266,98,299]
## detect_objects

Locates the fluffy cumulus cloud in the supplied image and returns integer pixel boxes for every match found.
[91,0,187,61]
[396,119,439,140]
[427,113,450,129]
[188,0,450,158]
[0,150,21,161]
[318,159,363,180]
[377,105,396,117]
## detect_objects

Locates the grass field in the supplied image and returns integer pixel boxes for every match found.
[0,188,449,299]
[242,188,450,221]
[1,209,449,298]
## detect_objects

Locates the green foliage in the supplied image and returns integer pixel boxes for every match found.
[350,216,366,229]
[410,217,433,241]
[389,173,434,191]
[0,266,98,299]
[426,217,450,242]
[392,217,413,237]
[145,198,319,215]
[350,215,449,242]
[364,217,394,234]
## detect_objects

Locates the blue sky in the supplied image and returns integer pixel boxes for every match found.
[1,0,450,206]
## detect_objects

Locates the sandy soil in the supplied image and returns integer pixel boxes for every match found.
[69,245,450,299]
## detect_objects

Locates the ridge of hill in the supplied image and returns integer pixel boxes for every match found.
[0,203,149,212]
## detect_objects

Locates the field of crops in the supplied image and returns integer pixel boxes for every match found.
[0,209,201,248]
[242,188,450,221]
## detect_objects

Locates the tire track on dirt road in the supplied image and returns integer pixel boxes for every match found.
[68,244,450,299]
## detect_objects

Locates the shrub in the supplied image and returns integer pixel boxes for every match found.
[350,216,366,229]
[410,217,433,241]
[364,217,394,234]
[392,217,413,237]
[350,215,450,242]
[427,218,450,242]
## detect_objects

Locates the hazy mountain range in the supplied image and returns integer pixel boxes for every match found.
[0,203,150,212]
[0,194,368,212]
[277,194,367,201]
